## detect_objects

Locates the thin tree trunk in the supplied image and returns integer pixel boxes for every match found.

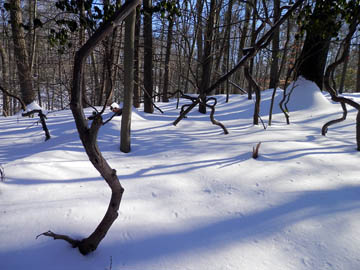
[196,0,204,88]
[0,43,10,116]
[356,43,360,92]
[199,0,216,114]
[248,0,258,100]
[162,16,174,102]
[236,1,251,91]
[269,0,280,89]
[143,0,154,113]
[121,1,136,153]
[28,0,37,74]
[133,6,141,108]
[339,52,349,94]
[39,0,140,255]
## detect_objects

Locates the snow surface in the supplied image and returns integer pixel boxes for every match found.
[1,79,360,270]
[15,101,46,116]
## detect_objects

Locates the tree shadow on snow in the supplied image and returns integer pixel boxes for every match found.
[108,185,360,266]
[1,186,359,269]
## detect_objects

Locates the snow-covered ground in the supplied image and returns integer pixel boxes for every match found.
[1,78,360,270]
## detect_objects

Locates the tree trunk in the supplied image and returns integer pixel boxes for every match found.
[143,0,154,113]
[339,53,349,94]
[247,0,258,100]
[196,0,204,88]
[0,43,10,116]
[162,16,174,102]
[70,0,140,254]
[199,0,216,114]
[27,0,37,74]
[9,0,34,105]
[356,43,360,92]
[121,1,136,153]
[133,6,141,108]
[39,0,140,255]
[235,1,251,91]
[296,2,331,90]
[269,0,280,89]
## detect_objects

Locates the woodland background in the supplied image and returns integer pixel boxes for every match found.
[0,0,360,116]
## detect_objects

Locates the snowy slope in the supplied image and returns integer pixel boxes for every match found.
[1,79,360,270]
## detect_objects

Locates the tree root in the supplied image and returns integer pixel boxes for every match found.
[36,231,80,248]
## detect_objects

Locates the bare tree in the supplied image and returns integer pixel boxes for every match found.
[37,0,141,255]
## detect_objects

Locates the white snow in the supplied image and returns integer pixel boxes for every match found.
[1,79,360,270]
[110,102,120,109]
[15,101,46,117]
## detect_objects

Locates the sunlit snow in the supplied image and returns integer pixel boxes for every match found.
[1,79,360,270]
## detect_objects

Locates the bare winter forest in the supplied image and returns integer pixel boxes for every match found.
[1,0,359,116]
[1,0,360,262]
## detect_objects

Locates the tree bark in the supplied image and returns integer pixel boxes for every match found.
[9,0,35,105]
[199,0,216,114]
[339,53,349,94]
[143,0,154,113]
[121,0,136,153]
[356,43,360,92]
[236,1,251,91]
[133,6,141,108]
[296,1,331,89]
[162,16,174,102]
[0,43,10,116]
[269,0,280,89]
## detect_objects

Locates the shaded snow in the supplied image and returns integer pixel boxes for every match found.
[1,78,360,270]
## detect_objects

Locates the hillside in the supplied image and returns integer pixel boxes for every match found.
[1,80,360,270]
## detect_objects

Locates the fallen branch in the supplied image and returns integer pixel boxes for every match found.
[22,109,51,141]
